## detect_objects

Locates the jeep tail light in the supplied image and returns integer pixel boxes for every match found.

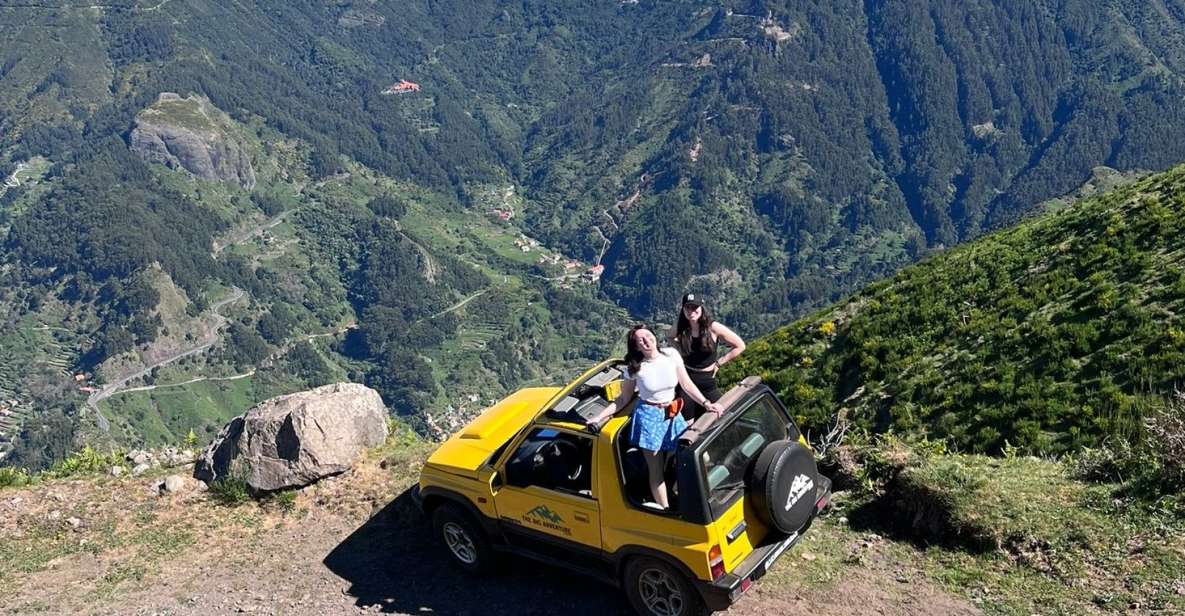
[708,544,725,580]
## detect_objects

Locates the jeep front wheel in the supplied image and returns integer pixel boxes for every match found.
[623,557,709,616]
[432,503,493,574]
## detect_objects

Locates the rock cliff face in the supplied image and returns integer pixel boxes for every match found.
[129,93,256,189]
[194,383,389,492]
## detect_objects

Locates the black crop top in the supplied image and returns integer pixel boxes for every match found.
[681,332,717,369]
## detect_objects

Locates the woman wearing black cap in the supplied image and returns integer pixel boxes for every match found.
[669,293,746,421]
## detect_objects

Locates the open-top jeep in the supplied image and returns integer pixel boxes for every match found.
[414,360,831,616]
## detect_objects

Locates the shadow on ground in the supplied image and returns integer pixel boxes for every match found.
[842,489,979,552]
[324,487,630,615]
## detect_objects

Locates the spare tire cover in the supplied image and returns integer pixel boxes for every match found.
[748,440,818,534]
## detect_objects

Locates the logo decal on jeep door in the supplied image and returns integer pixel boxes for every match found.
[526,505,564,524]
[785,474,814,511]
[524,505,571,535]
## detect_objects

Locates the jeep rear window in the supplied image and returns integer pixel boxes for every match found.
[701,396,791,517]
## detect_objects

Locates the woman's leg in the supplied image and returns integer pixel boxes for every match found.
[643,450,668,509]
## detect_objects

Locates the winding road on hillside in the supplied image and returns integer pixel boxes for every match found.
[87,199,341,428]
[0,162,30,199]
[211,209,295,256]
[106,322,357,398]
[399,232,438,283]
[3,162,28,188]
[416,288,489,323]
[115,371,256,396]
[86,287,244,432]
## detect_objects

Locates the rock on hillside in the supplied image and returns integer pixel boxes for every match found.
[194,383,388,492]
[129,92,257,189]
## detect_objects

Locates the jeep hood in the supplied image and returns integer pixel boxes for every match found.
[425,386,560,473]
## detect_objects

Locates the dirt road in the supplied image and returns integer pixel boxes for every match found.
[0,447,980,616]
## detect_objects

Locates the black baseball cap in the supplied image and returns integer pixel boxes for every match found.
[681,292,702,307]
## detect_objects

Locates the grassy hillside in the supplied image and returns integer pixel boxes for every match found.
[809,436,1185,615]
[729,165,1185,455]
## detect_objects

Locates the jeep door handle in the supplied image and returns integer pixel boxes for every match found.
[574,513,590,523]
[727,521,747,543]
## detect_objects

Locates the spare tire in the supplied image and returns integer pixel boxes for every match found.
[748,440,819,534]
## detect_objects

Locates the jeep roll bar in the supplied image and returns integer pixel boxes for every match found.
[678,376,763,446]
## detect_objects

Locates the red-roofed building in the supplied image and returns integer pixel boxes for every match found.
[383,80,422,95]
[584,264,605,282]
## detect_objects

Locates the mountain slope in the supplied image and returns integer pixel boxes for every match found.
[520,0,1185,320]
[6,1,1185,459]
[0,89,624,467]
[6,2,1185,322]
[729,164,1185,454]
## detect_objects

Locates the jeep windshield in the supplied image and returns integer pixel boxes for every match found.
[700,395,794,518]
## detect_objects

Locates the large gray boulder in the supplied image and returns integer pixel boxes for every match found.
[129,92,257,189]
[194,383,388,492]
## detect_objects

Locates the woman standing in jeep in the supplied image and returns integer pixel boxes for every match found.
[669,293,746,421]
[586,325,722,509]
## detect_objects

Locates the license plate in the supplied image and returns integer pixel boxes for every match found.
[755,532,798,577]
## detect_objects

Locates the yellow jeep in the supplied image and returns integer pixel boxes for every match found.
[414,360,830,616]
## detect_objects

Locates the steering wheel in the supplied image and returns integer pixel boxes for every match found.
[541,439,583,483]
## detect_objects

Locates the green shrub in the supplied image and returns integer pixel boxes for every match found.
[1071,439,1140,483]
[1070,393,1185,494]
[824,430,946,493]
[208,475,251,506]
[1144,394,1185,491]
[888,454,1109,558]
[731,168,1185,456]
[0,466,31,488]
[265,489,298,514]
[49,446,125,478]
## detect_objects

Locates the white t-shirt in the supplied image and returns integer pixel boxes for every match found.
[625,348,682,404]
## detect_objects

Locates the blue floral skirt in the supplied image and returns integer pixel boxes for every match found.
[629,403,687,452]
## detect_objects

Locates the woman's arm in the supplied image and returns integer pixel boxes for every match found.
[586,379,636,428]
[674,360,723,415]
[710,322,746,368]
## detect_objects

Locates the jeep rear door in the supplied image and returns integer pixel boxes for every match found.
[492,427,602,555]
[697,394,796,572]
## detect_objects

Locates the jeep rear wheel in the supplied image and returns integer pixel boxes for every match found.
[623,557,709,616]
[432,503,493,574]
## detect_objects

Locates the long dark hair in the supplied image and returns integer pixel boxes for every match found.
[675,304,716,357]
[625,324,648,375]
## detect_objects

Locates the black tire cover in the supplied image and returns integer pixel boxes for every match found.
[748,440,819,534]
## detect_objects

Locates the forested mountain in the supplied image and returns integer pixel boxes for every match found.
[729,164,1185,455]
[3,0,1185,464]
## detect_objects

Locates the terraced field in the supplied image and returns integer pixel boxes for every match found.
[0,323,91,456]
